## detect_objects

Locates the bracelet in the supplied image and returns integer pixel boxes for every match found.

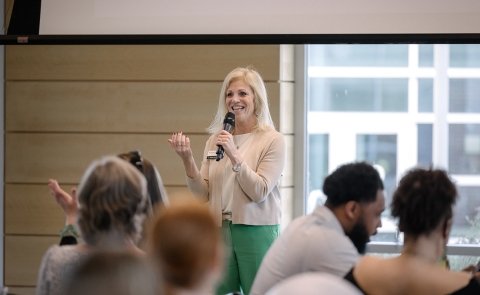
[59,224,80,238]
[232,162,242,173]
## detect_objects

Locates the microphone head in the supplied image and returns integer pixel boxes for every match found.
[223,112,235,127]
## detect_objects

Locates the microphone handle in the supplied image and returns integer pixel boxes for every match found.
[216,122,233,161]
[216,146,224,161]
[224,124,234,133]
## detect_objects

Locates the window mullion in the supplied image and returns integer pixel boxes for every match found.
[433,44,450,169]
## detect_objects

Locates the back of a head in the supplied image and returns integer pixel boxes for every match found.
[323,161,384,207]
[149,200,221,290]
[391,167,457,237]
[265,272,361,295]
[64,251,159,295]
[118,150,169,208]
[77,156,148,246]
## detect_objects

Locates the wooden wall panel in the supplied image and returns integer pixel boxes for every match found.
[6,45,281,81]
[5,81,280,133]
[164,186,198,201]
[6,287,35,295]
[5,133,209,185]
[5,236,59,286]
[6,184,197,235]
[5,132,289,186]
[5,184,65,235]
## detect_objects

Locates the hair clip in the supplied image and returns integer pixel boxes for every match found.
[129,150,144,172]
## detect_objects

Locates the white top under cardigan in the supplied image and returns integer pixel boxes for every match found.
[186,128,286,226]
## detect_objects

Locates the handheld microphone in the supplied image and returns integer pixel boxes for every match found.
[216,112,235,161]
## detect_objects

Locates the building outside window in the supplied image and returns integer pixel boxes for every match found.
[305,44,480,268]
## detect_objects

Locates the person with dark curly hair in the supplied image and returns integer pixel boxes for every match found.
[345,167,480,295]
[251,162,385,295]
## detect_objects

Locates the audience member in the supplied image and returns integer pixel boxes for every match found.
[49,150,168,245]
[63,251,160,295]
[265,272,361,295]
[168,66,286,295]
[118,150,169,207]
[36,156,149,295]
[344,167,480,294]
[148,199,224,295]
[250,162,385,295]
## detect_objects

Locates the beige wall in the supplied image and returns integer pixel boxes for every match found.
[4,44,294,294]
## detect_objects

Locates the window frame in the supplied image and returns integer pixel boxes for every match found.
[295,44,480,256]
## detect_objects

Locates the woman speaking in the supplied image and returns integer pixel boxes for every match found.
[168,66,286,295]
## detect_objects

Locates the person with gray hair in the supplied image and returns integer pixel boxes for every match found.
[63,251,160,295]
[36,156,149,295]
[168,66,286,295]
[49,150,169,246]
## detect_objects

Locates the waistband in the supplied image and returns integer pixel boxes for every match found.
[222,211,232,221]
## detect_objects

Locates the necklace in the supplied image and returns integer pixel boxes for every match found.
[234,133,253,149]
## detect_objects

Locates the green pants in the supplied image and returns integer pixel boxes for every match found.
[216,220,279,295]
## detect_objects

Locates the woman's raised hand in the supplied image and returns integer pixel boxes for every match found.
[168,131,193,160]
[48,179,78,225]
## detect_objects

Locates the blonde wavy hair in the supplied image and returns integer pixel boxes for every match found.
[207,66,275,134]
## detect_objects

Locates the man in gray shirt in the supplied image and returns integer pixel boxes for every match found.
[250,162,385,295]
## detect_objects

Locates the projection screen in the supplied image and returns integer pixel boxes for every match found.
[3,0,480,44]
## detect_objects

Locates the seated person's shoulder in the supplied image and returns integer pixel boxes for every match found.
[267,272,362,295]
[353,255,394,283]
[42,244,89,266]
[356,255,384,269]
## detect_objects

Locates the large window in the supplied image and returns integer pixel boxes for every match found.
[305,44,480,262]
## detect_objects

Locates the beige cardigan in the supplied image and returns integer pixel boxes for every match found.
[186,128,286,226]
